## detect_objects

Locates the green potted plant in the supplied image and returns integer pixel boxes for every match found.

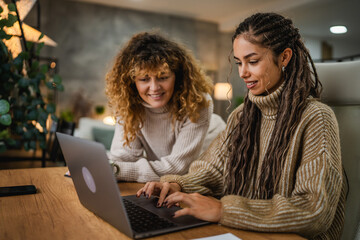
[0,3,64,154]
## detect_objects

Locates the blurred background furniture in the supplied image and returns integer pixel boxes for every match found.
[315,60,360,240]
[74,117,115,150]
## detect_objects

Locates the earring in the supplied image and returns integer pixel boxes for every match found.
[282,66,285,72]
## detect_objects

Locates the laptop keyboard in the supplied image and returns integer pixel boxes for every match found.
[123,198,177,233]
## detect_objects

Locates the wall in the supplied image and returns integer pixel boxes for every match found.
[327,38,360,59]
[302,36,360,61]
[28,0,225,120]
[302,36,322,60]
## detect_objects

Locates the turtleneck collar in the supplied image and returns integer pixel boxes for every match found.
[248,82,285,120]
[141,102,169,114]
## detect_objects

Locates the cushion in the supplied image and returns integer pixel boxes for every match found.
[92,127,115,150]
[74,117,115,140]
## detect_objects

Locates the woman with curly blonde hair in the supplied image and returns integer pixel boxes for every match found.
[105,32,214,182]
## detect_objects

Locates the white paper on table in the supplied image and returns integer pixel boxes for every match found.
[192,233,242,240]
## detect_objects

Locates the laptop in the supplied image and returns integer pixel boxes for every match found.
[56,132,209,239]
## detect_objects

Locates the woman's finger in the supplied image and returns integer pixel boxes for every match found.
[145,182,157,198]
[165,192,192,208]
[136,182,150,197]
[173,207,192,218]
[136,187,144,197]
[157,182,170,207]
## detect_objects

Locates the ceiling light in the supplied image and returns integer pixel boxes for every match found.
[330,25,347,34]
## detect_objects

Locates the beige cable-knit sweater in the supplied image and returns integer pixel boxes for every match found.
[109,94,213,182]
[161,86,345,239]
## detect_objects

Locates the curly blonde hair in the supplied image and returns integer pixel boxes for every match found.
[105,32,213,146]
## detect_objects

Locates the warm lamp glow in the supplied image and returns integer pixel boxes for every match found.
[214,83,232,100]
[50,61,56,69]
[103,116,116,126]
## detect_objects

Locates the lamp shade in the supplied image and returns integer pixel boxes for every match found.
[214,83,232,100]
[1,0,57,58]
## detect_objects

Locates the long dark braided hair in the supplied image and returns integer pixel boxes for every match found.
[224,13,322,199]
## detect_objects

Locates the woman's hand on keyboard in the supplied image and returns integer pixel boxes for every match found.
[136,182,181,207]
[164,192,222,222]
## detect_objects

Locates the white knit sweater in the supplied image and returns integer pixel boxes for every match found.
[109,95,213,182]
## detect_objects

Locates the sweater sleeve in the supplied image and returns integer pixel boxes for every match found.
[160,106,240,196]
[219,105,344,238]
[108,120,145,162]
[114,99,213,182]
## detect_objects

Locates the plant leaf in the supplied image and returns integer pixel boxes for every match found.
[39,140,47,149]
[46,103,56,113]
[38,110,48,122]
[0,29,12,40]
[36,42,44,55]
[24,130,33,140]
[18,52,30,60]
[30,60,39,72]
[18,77,30,88]
[13,55,24,70]
[8,3,16,12]
[15,125,24,135]
[40,64,48,74]
[7,14,18,27]
[0,19,7,28]
[46,82,55,89]
[0,41,8,55]
[31,98,43,107]
[0,143,6,153]
[36,72,45,81]
[0,129,10,140]
[53,74,62,84]
[6,138,16,146]
[29,140,37,150]
[51,114,58,122]
[27,110,38,120]
[24,141,29,151]
[0,114,12,126]
[26,41,34,50]
[0,99,10,114]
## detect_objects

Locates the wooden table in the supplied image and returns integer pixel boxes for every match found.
[0,167,305,240]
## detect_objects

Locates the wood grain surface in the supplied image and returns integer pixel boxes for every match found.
[0,167,305,240]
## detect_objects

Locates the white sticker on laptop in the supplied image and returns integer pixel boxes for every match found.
[82,167,96,193]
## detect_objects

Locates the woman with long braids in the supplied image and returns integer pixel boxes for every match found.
[137,13,345,239]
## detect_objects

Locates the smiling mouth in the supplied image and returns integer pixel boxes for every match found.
[246,81,258,88]
[148,93,164,98]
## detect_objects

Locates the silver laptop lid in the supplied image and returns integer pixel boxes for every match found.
[56,132,133,238]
